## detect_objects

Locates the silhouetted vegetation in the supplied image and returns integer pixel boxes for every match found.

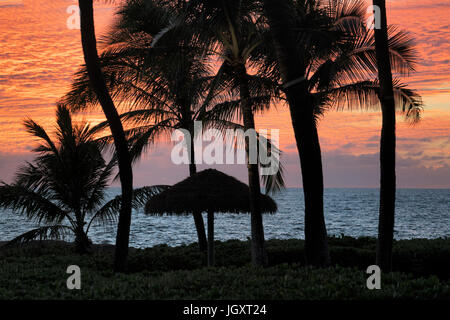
[0,237,448,299]
[60,0,424,271]
[0,0,436,301]
[0,105,166,253]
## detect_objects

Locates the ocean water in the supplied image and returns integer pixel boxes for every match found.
[0,188,448,248]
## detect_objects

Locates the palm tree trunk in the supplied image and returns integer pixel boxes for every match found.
[373,0,396,272]
[290,95,330,266]
[237,64,267,267]
[207,210,215,267]
[74,226,92,254]
[263,0,330,266]
[78,0,133,272]
[189,131,208,252]
[74,211,91,254]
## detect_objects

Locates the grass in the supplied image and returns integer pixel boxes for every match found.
[0,237,448,299]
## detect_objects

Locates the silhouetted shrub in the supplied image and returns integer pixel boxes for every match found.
[0,237,449,299]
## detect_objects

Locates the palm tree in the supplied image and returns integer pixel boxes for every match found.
[262,0,422,266]
[64,0,284,257]
[372,0,397,272]
[183,0,284,267]
[78,0,133,272]
[263,0,330,266]
[0,105,164,253]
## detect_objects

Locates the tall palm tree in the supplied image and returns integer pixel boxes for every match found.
[64,0,284,257]
[78,0,133,272]
[0,105,164,253]
[262,0,422,266]
[263,0,330,266]
[372,0,397,272]
[183,0,283,267]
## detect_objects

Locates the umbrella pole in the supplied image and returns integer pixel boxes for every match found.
[207,210,215,267]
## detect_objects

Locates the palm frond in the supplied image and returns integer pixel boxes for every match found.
[132,185,170,208]
[127,120,175,165]
[2,225,72,247]
[326,79,424,122]
[257,133,285,194]
[86,194,121,231]
[23,119,58,155]
[0,184,68,224]
[86,185,168,232]
[83,157,117,213]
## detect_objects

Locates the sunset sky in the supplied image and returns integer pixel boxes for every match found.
[0,0,449,188]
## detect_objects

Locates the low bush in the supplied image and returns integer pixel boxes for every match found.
[0,237,448,299]
[128,237,450,280]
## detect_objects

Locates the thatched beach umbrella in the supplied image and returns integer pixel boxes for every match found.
[145,169,277,266]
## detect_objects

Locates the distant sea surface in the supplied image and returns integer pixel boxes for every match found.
[0,188,448,248]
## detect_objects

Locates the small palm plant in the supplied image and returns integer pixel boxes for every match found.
[0,105,164,253]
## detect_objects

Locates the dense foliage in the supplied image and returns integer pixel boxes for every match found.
[0,105,166,253]
[0,237,448,299]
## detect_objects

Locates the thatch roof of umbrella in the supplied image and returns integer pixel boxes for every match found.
[145,169,277,215]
